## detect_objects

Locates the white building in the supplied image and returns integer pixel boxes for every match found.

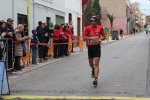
[65,0,82,37]
[0,0,82,40]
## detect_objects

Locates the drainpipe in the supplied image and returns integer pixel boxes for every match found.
[12,0,14,27]
[33,0,35,28]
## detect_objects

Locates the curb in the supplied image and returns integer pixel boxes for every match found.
[2,96,150,100]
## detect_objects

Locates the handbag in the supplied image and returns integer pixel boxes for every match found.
[23,41,28,57]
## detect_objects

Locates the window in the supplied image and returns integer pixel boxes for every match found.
[46,17,51,24]
[17,14,27,25]
[56,15,64,24]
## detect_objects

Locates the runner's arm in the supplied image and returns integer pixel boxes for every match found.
[83,27,91,40]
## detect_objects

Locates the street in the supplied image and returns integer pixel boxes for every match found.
[8,32,150,98]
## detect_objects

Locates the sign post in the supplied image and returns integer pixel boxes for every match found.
[26,0,31,64]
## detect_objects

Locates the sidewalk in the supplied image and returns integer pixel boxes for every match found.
[8,35,128,79]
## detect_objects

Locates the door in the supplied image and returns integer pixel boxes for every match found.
[77,17,81,36]
[46,17,51,24]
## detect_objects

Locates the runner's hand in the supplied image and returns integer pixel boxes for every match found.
[90,36,99,41]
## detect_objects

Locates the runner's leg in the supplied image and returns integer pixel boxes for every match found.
[94,57,100,78]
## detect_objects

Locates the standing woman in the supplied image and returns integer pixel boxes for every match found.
[53,24,61,58]
[37,21,48,63]
[14,24,28,71]
[63,26,70,56]
[59,24,66,57]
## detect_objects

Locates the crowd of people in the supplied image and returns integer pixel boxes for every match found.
[0,18,74,72]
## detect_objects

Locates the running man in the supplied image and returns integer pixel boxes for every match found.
[83,16,104,86]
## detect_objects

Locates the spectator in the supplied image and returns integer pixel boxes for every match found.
[14,24,28,71]
[53,24,61,58]
[63,26,69,56]
[31,29,38,65]
[24,24,28,36]
[64,23,68,27]
[0,20,6,60]
[43,22,52,61]
[49,21,54,37]
[6,18,16,70]
[69,21,75,53]
[37,21,48,63]
[59,24,66,57]
[0,20,14,60]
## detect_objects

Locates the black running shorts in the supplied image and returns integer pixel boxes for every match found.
[88,44,101,59]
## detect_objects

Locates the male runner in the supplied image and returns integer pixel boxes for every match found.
[83,16,104,85]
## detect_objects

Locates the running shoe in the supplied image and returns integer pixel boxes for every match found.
[93,78,98,86]
[91,70,95,78]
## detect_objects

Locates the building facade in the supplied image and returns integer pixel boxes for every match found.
[0,0,82,39]
[99,0,130,34]
[130,2,140,32]
[146,16,150,25]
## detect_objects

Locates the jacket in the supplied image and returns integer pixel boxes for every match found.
[59,28,67,41]
[53,29,60,41]
[15,31,26,57]
[31,33,38,49]
[37,27,46,43]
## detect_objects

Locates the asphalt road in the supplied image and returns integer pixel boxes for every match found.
[8,32,150,97]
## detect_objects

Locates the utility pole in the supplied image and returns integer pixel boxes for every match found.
[26,0,30,36]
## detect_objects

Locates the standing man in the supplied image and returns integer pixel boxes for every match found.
[69,21,75,53]
[5,18,15,70]
[83,16,104,86]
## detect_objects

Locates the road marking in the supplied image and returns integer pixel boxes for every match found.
[2,96,150,100]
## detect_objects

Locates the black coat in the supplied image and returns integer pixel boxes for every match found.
[37,27,47,43]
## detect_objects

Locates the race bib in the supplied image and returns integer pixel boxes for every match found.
[90,40,99,45]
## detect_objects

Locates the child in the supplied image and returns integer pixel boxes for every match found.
[31,29,38,65]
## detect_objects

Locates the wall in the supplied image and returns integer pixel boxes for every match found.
[33,0,65,28]
[0,0,12,21]
[65,0,82,36]
[0,0,66,35]
[101,18,127,32]
[99,0,126,18]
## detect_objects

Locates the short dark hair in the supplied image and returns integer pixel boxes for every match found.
[38,21,42,26]
[61,24,64,26]
[63,26,69,31]
[54,24,61,30]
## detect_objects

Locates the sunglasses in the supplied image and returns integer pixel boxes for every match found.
[91,20,96,22]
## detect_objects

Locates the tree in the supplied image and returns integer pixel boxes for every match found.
[84,0,93,27]
[92,0,101,25]
[144,23,148,28]
[101,7,108,19]
[84,0,102,26]
[106,13,115,30]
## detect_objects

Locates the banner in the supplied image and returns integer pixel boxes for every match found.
[0,62,10,96]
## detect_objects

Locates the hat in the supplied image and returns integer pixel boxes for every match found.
[32,29,37,34]
[7,18,14,22]
[0,20,6,25]
[90,16,97,21]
